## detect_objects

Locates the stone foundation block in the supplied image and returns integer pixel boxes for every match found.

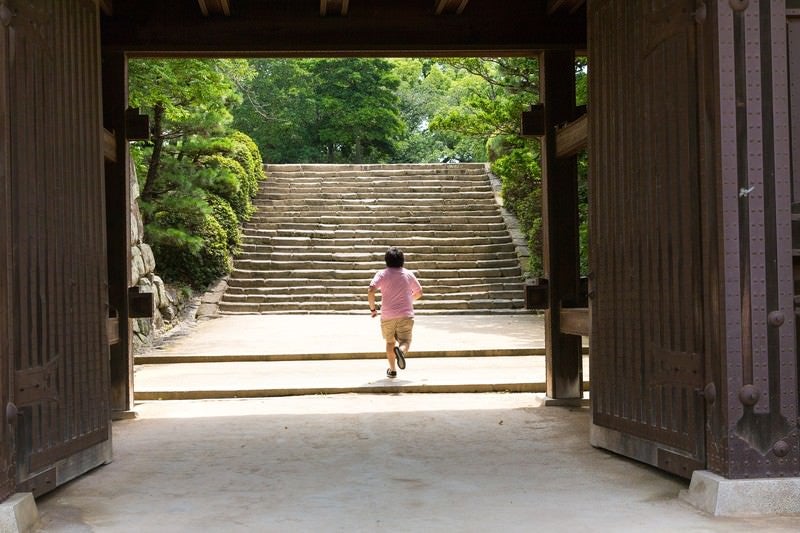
[680,470,800,516]
[0,493,39,533]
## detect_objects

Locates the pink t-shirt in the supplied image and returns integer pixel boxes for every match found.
[369,267,422,320]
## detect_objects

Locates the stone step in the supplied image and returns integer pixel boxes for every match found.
[231,258,520,272]
[234,250,519,262]
[247,206,498,215]
[220,289,523,304]
[244,229,511,240]
[225,278,524,290]
[240,242,516,255]
[228,266,523,280]
[252,197,499,208]
[226,278,523,299]
[254,190,494,203]
[243,222,509,233]
[261,183,494,193]
[265,166,486,176]
[217,298,526,313]
[241,235,514,247]
[265,162,486,170]
[247,214,505,225]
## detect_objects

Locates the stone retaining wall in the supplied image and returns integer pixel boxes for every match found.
[129,159,193,350]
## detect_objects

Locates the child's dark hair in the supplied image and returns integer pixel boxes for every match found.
[385,247,404,267]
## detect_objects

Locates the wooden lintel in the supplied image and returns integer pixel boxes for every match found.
[198,0,230,17]
[547,0,585,15]
[560,307,590,337]
[555,113,587,158]
[102,1,587,55]
[520,104,545,138]
[435,0,469,15]
[321,0,349,16]
[103,129,116,162]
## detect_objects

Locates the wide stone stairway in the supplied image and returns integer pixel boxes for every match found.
[217,163,527,314]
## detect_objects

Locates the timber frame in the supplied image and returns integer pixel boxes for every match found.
[1,0,799,505]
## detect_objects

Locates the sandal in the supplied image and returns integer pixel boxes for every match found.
[386,369,397,378]
[394,346,406,370]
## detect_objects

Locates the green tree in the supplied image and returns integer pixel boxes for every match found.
[233,58,404,163]
[129,58,263,289]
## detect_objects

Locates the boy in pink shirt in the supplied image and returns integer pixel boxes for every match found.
[368,247,423,378]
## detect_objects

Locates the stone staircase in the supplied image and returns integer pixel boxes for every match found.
[217,163,527,314]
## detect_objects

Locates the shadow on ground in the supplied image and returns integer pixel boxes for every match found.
[34,394,799,532]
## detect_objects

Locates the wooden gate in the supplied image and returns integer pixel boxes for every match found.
[3,0,111,497]
[0,0,14,502]
[588,0,707,478]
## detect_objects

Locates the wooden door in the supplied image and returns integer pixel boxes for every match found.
[5,0,111,497]
[588,0,706,478]
[0,0,15,503]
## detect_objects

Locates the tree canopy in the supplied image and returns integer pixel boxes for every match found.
[233,58,404,163]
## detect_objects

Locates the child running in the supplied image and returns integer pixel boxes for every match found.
[368,247,423,378]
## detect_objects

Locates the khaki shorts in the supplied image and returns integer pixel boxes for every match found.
[380,317,414,344]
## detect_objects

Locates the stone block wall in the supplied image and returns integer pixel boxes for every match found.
[129,159,193,350]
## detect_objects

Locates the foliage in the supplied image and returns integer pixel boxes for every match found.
[129,58,263,289]
[150,209,231,289]
[421,57,589,276]
[233,58,404,163]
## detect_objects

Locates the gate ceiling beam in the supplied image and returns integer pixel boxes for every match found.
[320,0,349,17]
[435,0,469,16]
[547,0,585,16]
[198,0,231,17]
[101,1,586,55]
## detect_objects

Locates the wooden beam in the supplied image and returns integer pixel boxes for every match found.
[198,0,230,17]
[555,112,587,158]
[103,129,116,162]
[321,0,349,17]
[547,0,585,15]
[435,0,469,15]
[560,308,590,336]
[103,1,586,55]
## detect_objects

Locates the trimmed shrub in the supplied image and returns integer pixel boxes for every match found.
[146,203,232,290]
[208,193,241,252]
[201,154,253,222]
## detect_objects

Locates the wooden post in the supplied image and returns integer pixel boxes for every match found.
[540,50,583,400]
[102,51,133,416]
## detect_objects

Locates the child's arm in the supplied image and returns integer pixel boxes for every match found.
[368,286,378,317]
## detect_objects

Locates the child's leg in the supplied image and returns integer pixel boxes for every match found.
[396,318,414,354]
[381,319,398,371]
[386,341,397,371]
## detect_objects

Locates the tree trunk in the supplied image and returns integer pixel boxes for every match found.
[140,102,165,212]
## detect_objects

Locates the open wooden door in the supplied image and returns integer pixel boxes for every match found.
[0,0,15,502]
[4,0,111,497]
[588,0,707,478]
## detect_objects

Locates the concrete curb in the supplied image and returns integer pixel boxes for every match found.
[134,347,548,364]
[133,381,592,400]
